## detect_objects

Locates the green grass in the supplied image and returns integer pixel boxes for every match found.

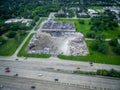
[0,34,27,56]
[55,19,120,65]
[18,34,51,58]
[55,18,120,38]
[102,27,120,38]
[34,18,46,31]
[58,40,120,65]
[55,18,91,36]
[88,6,104,10]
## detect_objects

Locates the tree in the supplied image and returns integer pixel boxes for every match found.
[0,37,6,45]
[97,43,108,54]
[109,39,118,47]
[86,31,96,38]
[30,20,36,26]
[90,41,100,51]
[7,31,16,38]
[34,16,39,21]
[90,10,118,34]
[90,40,108,54]
[78,19,85,24]
[113,45,120,55]
[95,34,105,41]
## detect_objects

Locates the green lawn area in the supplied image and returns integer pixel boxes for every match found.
[0,33,27,56]
[102,27,120,38]
[55,18,120,38]
[55,18,91,36]
[58,40,120,65]
[18,34,51,58]
[88,6,104,10]
[56,18,120,65]
[34,18,46,31]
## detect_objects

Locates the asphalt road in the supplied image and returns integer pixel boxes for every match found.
[0,57,120,72]
[0,75,84,90]
[0,60,120,90]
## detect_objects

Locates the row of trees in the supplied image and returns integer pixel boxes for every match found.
[96,69,120,77]
[0,22,31,36]
[90,38,120,55]
[73,69,120,78]
[83,0,117,6]
[0,0,61,20]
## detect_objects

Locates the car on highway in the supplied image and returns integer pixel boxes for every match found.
[38,74,43,77]
[5,69,10,72]
[5,67,10,72]
[31,86,36,89]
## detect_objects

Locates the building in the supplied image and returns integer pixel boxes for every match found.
[88,9,99,17]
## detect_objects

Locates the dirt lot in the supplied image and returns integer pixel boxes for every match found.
[27,32,89,56]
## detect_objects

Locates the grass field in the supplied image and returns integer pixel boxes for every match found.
[0,33,27,56]
[55,18,120,65]
[88,6,104,10]
[55,18,120,38]
[55,18,91,36]
[102,27,120,38]
[58,40,120,65]
[18,34,51,58]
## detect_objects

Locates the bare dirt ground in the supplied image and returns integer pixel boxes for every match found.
[27,33,89,56]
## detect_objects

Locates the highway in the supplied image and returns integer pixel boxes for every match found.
[0,60,120,90]
[0,75,83,90]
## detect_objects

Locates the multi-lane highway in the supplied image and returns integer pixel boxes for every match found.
[0,75,84,90]
[0,59,120,90]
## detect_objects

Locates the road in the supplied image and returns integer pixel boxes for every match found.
[0,56,120,72]
[0,60,120,90]
[0,75,84,90]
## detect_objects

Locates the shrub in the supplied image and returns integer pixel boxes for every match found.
[78,19,85,24]
[90,40,108,54]
[73,69,120,78]
[0,37,6,45]
[7,31,16,38]
[86,31,96,38]
[109,39,118,47]
[113,45,120,55]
